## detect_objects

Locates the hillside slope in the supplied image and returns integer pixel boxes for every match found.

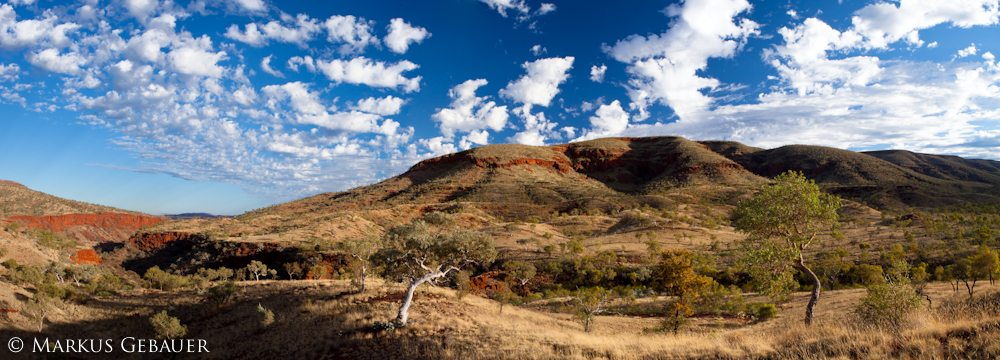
[704,143,1000,208]
[254,137,766,217]
[0,180,141,217]
[0,181,163,245]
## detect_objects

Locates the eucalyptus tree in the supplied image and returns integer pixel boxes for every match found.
[340,231,383,293]
[733,171,841,325]
[379,216,497,326]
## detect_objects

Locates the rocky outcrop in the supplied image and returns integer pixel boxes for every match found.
[8,213,162,232]
[5,213,164,245]
[71,249,102,265]
[128,231,196,252]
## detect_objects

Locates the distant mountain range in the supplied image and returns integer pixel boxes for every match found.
[162,213,231,220]
[7,136,1000,245]
[260,136,1000,217]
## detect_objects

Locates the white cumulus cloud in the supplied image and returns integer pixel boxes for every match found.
[286,55,315,72]
[851,0,1000,49]
[323,15,378,55]
[530,44,546,56]
[573,100,630,142]
[603,0,759,121]
[315,57,421,92]
[27,48,87,75]
[499,56,574,107]
[167,35,227,78]
[479,0,530,18]
[0,63,19,82]
[432,79,508,138]
[384,18,430,54]
[0,4,80,50]
[590,64,606,82]
[956,43,978,59]
[350,95,406,116]
[224,13,322,47]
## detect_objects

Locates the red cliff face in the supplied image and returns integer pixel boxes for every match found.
[9,213,162,233]
[7,213,164,245]
[128,231,193,252]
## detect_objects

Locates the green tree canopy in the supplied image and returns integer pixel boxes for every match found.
[733,171,841,325]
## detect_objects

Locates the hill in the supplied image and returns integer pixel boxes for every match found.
[703,143,1000,208]
[244,137,765,219]
[0,181,163,246]
[0,180,142,217]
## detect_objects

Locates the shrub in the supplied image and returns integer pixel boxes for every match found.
[257,303,275,326]
[150,311,187,339]
[309,265,328,279]
[854,262,922,330]
[2,258,18,269]
[86,273,128,296]
[10,265,43,286]
[373,320,397,332]
[420,211,455,226]
[567,240,584,255]
[209,281,240,304]
[216,267,234,281]
[751,303,777,321]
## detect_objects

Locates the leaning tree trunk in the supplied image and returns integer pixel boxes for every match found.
[795,255,822,326]
[395,271,449,326]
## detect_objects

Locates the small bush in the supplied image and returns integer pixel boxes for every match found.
[373,320,397,332]
[86,273,129,296]
[150,311,187,339]
[10,265,43,286]
[2,258,19,269]
[854,262,922,330]
[751,303,777,321]
[257,303,275,326]
[209,281,240,304]
[309,265,328,279]
[421,211,455,226]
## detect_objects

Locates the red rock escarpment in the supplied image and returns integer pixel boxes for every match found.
[128,231,195,252]
[8,213,162,233]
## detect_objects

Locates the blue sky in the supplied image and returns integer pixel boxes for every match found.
[1,0,999,215]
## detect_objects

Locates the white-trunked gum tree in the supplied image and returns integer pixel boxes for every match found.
[378,212,497,326]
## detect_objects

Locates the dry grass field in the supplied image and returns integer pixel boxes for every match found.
[1,277,997,359]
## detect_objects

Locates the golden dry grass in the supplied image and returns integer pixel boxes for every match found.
[2,275,1000,359]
